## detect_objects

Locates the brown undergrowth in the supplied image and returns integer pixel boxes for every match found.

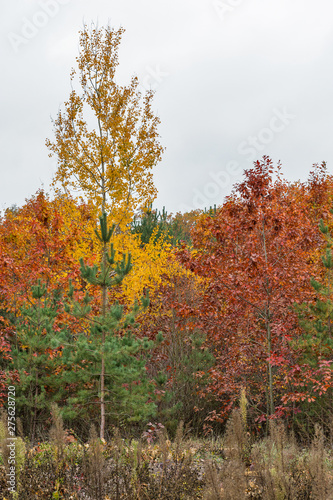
[1,408,333,499]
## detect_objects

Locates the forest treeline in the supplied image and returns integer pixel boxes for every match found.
[1,24,333,447]
[1,158,333,444]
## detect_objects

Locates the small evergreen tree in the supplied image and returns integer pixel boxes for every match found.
[131,204,200,247]
[11,281,70,442]
[63,213,160,439]
[291,216,333,436]
[295,217,333,366]
[131,203,169,246]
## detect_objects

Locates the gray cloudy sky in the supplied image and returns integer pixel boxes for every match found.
[2,0,333,214]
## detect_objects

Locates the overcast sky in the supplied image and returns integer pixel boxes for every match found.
[2,0,333,214]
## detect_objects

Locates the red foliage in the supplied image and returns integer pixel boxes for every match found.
[0,318,19,406]
[178,157,332,425]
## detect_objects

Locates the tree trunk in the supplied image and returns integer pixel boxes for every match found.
[267,320,274,416]
[100,274,107,440]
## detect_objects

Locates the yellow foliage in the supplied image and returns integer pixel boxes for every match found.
[46,25,164,228]
[110,230,187,305]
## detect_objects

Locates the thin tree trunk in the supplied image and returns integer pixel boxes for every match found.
[32,373,38,443]
[267,321,274,416]
[261,218,275,417]
[100,134,106,441]
[100,261,107,440]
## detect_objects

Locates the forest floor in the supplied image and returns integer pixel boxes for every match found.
[1,412,333,499]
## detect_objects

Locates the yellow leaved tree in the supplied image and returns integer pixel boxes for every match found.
[45,24,165,439]
[46,24,164,227]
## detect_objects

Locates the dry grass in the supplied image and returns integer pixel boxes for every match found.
[1,414,333,499]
